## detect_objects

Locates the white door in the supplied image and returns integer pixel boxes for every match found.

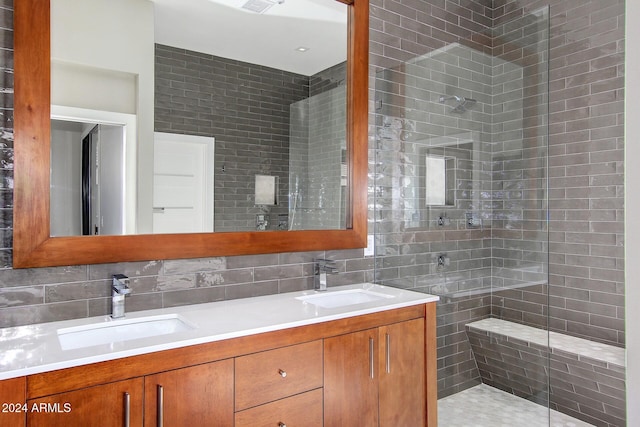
[153,133,214,233]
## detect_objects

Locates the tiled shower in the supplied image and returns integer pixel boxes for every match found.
[375,0,548,390]
[371,1,625,426]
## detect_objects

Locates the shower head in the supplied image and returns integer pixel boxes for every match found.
[438,94,477,113]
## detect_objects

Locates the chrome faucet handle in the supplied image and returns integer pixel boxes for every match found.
[314,258,338,271]
[112,274,131,295]
[111,274,131,319]
[313,259,338,291]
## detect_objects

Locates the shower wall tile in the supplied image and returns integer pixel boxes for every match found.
[493,0,625,348]
[373,0,625,410]
[371,0,494,398]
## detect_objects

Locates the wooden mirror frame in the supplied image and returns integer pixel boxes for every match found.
[13,0,369,268]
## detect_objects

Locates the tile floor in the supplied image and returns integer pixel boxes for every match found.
[438,384,594,427]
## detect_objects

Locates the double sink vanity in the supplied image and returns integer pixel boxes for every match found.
[0,284,438,426]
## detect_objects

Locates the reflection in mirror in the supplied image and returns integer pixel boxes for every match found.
[50,0,348,236]
[50,106,138,236]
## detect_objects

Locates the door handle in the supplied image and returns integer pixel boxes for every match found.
[123,392,130,427]
[369,337,375,379]
[157,384,164,427]
[385,333,391,373]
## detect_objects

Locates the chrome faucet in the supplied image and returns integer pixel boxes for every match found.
[111,274,131,318]
[314,259,338,291]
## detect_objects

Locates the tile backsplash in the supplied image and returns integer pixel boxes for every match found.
[0,249,372,328]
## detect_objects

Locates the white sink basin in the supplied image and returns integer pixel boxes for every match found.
[296,289,394,309]
[57,314,196,351]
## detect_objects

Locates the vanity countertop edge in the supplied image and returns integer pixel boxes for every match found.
[0,283,439,380]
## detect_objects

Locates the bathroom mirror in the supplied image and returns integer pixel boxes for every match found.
[13,0,368,268]
[50,0,347,236]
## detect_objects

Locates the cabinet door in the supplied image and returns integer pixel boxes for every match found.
[324,328,379,427]
[379,318,426,427]
[0,377,26,427]
[27,377,143,427]
[144,359,233,427]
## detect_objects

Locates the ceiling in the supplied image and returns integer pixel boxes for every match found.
[151,0,348,76]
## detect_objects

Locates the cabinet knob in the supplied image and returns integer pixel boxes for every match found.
[279,423,287,427]
[278,369,287,378]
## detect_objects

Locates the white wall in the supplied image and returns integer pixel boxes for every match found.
[51,0,155,232]
[626,1,638,424]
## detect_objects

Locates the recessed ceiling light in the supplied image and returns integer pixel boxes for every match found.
[295,46,310,52]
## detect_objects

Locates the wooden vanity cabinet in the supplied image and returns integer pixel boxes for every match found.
[324,318,427,427]
[14,303,435,427]
[0,376,26,427]
[27,378,143,427]
[144,359,233,427]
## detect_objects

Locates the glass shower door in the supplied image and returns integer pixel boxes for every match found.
[373,6,550,426]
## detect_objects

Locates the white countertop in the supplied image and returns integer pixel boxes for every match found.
[0,283,438,380]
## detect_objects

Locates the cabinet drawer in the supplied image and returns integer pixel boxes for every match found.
[235,340,323,411]
[235,389,323,427]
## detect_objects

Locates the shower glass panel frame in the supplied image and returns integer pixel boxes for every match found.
[373,6,550,425]
[289,85,347,231]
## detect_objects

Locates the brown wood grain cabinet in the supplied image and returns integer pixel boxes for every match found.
[144,360,234,427]
[324,318,428,427]
[379,318,426,426]
[235,340,323,411]
[0,376,26,427]
[235,388,324,427]
[27,378,144,427]
[324,327,380,427]
[235,340,324,425]
[4,304,435,426]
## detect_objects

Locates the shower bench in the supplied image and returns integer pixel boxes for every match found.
[466,318,625,427]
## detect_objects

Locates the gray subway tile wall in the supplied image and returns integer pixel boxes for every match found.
[372,0,497,399]
[155,44,307,232]
[494,0,625,347]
